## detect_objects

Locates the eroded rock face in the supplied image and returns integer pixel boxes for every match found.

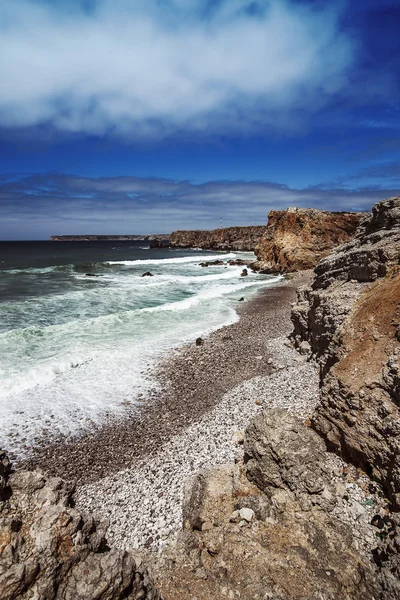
[169,226,267,251]
[0,458,160,600]
[254,207,364,273]
[155,410,380,600]
[291,196,400,511]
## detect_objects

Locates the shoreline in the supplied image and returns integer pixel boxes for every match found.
[23,272,312,484]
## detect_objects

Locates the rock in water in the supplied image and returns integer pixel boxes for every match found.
[195,337,203,346]
[142,271,154,277]
[240,269,248,277]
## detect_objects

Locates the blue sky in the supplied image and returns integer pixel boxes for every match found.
[1,0,400,238]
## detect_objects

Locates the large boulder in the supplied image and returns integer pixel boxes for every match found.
[0,456,160,600]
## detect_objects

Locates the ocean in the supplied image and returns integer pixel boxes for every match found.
[0,241,281,458]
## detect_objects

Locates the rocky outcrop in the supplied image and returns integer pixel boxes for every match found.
[254,207,365,273]
[289,195,400,596]
[291,197,400,512]
[0,453,160,600]
[169,226,267,251]
[155,410,382,600]
[289,197,400,598]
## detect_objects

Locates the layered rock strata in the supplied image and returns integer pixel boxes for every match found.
[254,207,365,273]
[291,197,400,506]
[169,226,267,251]
[0,451,160,600]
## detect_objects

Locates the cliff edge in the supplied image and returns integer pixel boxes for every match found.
[169,226,267,252]
[254,207,365,273]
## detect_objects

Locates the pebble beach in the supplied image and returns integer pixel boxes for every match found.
[22,271,386,556]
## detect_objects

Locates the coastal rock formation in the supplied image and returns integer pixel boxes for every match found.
[291,197,400,506]
[0,453,160,600]
[291,196,400,596]
[50,235,170,242]
[254,207,364,273]
[169,226,266,251]
[155,410,380,600]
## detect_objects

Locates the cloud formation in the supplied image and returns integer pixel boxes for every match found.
[0,172,395,239]
[0,0,353,139]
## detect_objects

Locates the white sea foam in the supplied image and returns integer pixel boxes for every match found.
[0,249,281,458]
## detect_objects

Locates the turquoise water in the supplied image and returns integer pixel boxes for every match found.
[0,242,281,457]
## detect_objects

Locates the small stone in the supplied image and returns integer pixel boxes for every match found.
[255,399,262,406]
[232,431,244,445]
[239,507,254,522]
[196,337,203,346]
[229,510,240,523]
[201,521,213,532]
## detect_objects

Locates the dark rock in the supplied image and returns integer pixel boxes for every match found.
[142,271,154,277]
[240,269,248,277]
[195,337,203,346]
[199,260,224,267]
[238,297,244,302]
[85,273,98,277]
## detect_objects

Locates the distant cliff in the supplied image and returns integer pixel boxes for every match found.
[254,208,365,273]
[50,234,170,242]
[169,226,267,251]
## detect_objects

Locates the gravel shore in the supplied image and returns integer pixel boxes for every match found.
[71,271,324,552]
[24,271,384,556]
[24,273,311,483]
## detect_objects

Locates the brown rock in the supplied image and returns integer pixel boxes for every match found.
[254,207,365,273]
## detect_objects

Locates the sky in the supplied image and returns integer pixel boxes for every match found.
[1,0,400,239]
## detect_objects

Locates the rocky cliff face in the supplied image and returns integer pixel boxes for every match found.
[254,207,365,273]
[291,196,400,596]
[169,226,266,251]
[0,451,160,600]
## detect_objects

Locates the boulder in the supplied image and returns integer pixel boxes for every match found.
[0,454,160,600]
[141,272,154,277]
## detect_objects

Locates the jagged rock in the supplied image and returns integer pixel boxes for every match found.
[244,410,336,512]
[254,207,364,274]
[240,269,248,277]
[199,260,224,267]
[291,197,400,512]
[195,337,203,346]
[155,417,380,600]
[169,226,267,251]
[141,272,154,277]
[0,456,160,600]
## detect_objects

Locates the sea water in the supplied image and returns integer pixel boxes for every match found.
[0,241,281,458]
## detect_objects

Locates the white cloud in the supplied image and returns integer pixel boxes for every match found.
[0,0,353,138]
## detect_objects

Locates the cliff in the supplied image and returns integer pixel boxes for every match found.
[254,207,365,273]
[50,235,170,242]
[169,226,267,251]
[291,196,400,597]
